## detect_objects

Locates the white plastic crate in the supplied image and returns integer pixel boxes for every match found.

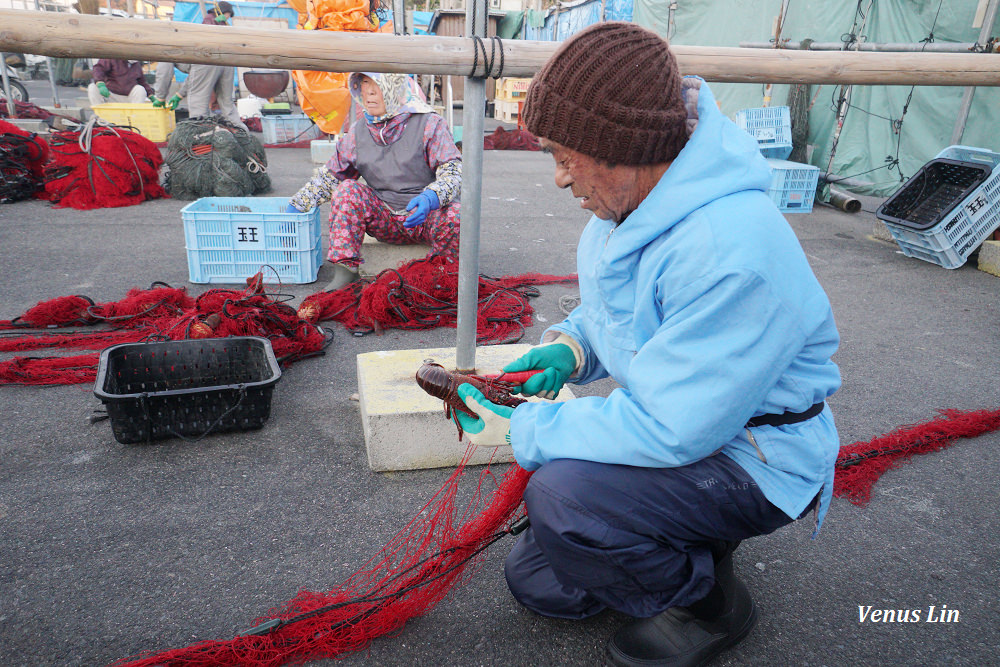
[735,106,793,159]
[878,145,1000,269]
[261,114,325,145]
[766,158,819,213]
[181,197,323,284]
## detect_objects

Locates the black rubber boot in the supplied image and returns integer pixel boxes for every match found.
[606,549,757,667]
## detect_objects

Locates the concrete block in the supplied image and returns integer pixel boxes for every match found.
[5,118,48,134]
[977,240,1000,278]
[871,220,895,243]
[357,345,575,472]
[360,234,430,277]
[42,105,86,120]
[41,106,86,130]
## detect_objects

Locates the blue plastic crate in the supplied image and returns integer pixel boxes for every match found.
[735,106,793,159]
[261,114,325,145]
[766,158,819,213]
[181,197,323,284]
[877,145,1000,269]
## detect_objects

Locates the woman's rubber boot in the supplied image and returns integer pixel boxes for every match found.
[324,263,360,292]
[606,552,757,667]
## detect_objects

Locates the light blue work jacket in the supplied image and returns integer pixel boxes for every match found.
[510,80,842,532]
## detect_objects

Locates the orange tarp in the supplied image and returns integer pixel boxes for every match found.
[291,0,387,134]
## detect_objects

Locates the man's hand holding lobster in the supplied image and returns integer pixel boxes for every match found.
[454,384,516,447]
[455,333,584,447]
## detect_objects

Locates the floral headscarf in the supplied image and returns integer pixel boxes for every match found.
[348,72,433,124]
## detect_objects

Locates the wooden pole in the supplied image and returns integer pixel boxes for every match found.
[1,10,1000,85]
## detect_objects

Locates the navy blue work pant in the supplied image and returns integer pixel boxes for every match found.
[504,453,796,619]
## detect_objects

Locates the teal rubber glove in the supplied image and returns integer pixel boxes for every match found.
[403,190,440,229]
[503,334,581,399]
[149,94,164,108]
[166,94,182,111]
[96,81,110,98]
[455,384,514,448]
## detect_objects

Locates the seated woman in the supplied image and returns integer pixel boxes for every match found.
[287,72,462,291]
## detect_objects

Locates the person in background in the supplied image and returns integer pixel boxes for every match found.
[158,1,247,131]
[286,72,462,291]
[149,61,190,107]
[87,58,154,106]
[452,22,841,667]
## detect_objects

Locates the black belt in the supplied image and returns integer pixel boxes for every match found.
[745,402,825,428]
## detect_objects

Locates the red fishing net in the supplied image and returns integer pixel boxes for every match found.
[0,118,49,202]
[112,452,532,667]
[0,279,331,385]
[43,121,166,209]
[834,406,1000,506]
[298,256,577,344]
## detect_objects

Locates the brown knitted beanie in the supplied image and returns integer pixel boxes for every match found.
[522,22,687,165]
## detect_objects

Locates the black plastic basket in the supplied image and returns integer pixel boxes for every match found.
[876,158,991,231]
[94,337,281,445]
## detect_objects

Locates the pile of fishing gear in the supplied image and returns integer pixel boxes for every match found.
[164,117,271,199]
[0,258,577,386]
[43,118,166,209]
[483,126,540,151]
[0,119,48,203]
[297,256,577,344]
[0,275,331,386]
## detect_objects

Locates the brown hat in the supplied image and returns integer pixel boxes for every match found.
[522,22,687,165]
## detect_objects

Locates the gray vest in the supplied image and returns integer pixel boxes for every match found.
[355,113,436,211]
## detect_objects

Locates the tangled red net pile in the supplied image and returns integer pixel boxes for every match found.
[0,259,575,385]
[0,118,49,202]
[483,126,541,151]
[112,452,532,667]
[0,278,330,385]
[297,256,576,344]
[43,120,166,209]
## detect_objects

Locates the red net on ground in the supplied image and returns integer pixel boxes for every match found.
[112,454,532,667]
[298,256,577,344]
[834,406,1000,506]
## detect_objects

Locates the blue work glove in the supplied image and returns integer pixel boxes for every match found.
[96,81,110,98]
[403,189,440,229]
[455,384,515,447]
[166,94,182,111]
[285,202,301,213]
[503,333,581,399]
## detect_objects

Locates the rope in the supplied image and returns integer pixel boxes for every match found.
[467,0,504,79]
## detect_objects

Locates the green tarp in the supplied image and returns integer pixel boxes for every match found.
[498,10,525,39]
[633,0,1000,195]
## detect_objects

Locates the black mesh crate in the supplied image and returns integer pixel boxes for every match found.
[876,158,991,231]
[94,337,281,444]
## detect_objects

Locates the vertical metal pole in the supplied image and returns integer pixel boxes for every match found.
[392,0,405,35]
[950,0,1000,144]
[455,0,487,373]
[34,0,61,108]
[1,53,17,118]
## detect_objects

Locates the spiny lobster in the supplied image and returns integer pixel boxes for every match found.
[414,361,537,439]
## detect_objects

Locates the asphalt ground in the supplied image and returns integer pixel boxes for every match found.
[1,78,999,666]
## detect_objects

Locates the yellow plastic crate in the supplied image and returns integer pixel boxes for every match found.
[92,103,176,143]
[496,77,532,102]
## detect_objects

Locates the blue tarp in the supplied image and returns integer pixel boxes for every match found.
[525,0,632,41]
[172,0,299,28]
